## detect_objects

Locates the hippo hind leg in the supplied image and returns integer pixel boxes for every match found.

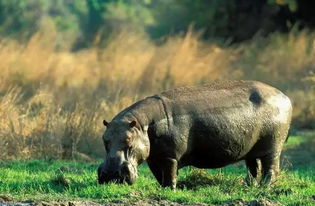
[245,153,280,186]
[246,126,289,186]
[260,127,289,185]
[260,153,280,185]
[245,158,262,186]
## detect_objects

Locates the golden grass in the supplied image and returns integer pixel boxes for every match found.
[0,30,314,159]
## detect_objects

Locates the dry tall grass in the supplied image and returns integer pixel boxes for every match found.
[0,30,314,159]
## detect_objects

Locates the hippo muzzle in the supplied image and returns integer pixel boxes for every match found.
[98,161,138,185]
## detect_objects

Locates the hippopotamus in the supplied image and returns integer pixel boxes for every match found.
[98,80,292,189]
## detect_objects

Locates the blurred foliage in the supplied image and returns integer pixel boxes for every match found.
[1,0,315,48]
[147,0,234,39]
[0,0,47,41]
[268,0,297,11]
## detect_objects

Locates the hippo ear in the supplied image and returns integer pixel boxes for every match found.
[129,120,137,128]
[103,120,109,127]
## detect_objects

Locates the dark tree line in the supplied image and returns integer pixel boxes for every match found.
[0,0,315,48]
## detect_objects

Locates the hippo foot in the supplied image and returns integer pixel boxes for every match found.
[260,173,277,187]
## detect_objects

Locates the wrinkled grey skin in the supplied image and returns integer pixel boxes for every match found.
[98,81,292,189]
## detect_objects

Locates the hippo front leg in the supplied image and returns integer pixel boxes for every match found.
[162,158,178,189]
[148,158,178,189]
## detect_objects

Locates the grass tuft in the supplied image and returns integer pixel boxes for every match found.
[51,172,71,187]
[177,168,243,191]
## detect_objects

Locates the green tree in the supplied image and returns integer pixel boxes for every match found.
[0,0,48,41]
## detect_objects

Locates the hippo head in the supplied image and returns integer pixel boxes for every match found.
[98,119,150,185]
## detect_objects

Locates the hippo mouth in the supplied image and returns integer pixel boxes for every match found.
[98,162,138,185]
[98,174,135,185]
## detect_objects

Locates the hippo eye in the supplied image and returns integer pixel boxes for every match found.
[124,136,132,146]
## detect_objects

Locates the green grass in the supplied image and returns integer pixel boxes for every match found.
[0,161,314,205]
[285,135,309,148]
[0,134,314,205]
